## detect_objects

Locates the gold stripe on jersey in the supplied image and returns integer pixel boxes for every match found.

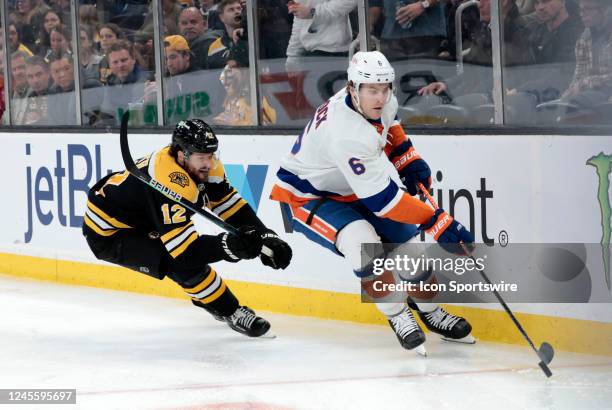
[87,201,132,229]
[83,214,118,236]
[169,231,198,258]
[148,146,199,203]
[209,189,247,220]
[161,221,194,243]
[183,268,227,304]
[161,222,199,258]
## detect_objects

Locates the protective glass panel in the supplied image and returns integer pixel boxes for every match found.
[502,0,612,127]
[79,0,159,127]
[257,0,358,126]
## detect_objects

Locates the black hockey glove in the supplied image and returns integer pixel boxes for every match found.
[220,226,263,262]
[259,228,293,270]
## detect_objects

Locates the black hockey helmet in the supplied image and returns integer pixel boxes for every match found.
[171,119,218,159]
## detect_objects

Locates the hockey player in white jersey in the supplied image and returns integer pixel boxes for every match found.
[270,51,475,354]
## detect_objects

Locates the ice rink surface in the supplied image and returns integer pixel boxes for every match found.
[1,275,611,410]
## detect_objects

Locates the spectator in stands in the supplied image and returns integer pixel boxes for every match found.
[258,0,293,59]
[204,0,226,30]
[285,0,356,72]
[21,55,51,124]
[370,0,447,60]
[10,50,31,124]
[10,0,50,51]
[98,40,151,125]
[165,35,196,78]
[47,52,77,124]
[179,6,209,41]
[11,50,30,99]
[48,0,70,23]
[466,0,532,66]
[142,0,184,37]
[418,0,533,97]
[79,24,104,84]
[8,23,34,56]
[438,0,481,60]
[98,23,125,84]
[42,26,72,62]
[206,0,248,69]
[178,7,215,69]
[528,0,583,64]
[159,34,204,122]
[517,0,536,14]
[107,40,149,87]
[505,0,584,102]
[561,0,612,105]
[133,31,156,72]
[213,59,277,125]
[79,5,99,32]
[99,24,123,56]
[34,9,63,56]
[95,0,149,32]
[48,52,74,93]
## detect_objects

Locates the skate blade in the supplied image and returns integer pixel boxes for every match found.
[441,334,476,344]
[414,344,427,357]
[257,330,277,339]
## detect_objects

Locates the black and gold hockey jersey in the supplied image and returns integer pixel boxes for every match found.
[83,145,264,260]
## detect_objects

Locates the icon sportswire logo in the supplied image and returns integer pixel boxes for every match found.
[587,152,612,290]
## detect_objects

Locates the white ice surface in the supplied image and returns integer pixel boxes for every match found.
[1,275,611,410]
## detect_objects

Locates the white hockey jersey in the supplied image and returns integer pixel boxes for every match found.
[270,89,434,225]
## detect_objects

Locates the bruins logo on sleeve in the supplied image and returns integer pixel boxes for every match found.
[169,171,190,188]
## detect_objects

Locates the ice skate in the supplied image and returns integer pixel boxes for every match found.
[226,306,275,338]
[416,306,475,344]
[388,307,427,356]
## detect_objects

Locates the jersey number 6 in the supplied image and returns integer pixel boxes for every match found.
[348,157,366,175]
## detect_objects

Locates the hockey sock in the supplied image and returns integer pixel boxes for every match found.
[409,301,438,313]
[376,301,406,317]
[182,268,239,317]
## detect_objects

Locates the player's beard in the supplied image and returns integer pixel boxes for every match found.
[183,160,210,183]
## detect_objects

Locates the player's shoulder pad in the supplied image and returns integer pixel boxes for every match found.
[331,119,383,155]
[207,158,226,184]
[149,146,199,202]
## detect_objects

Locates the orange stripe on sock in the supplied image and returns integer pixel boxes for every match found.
[292,206,337,243]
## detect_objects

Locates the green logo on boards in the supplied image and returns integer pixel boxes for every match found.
[587,152,612,290]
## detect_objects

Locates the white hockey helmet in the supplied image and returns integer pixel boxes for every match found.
[347,51,395,115]
[347,51,395,92]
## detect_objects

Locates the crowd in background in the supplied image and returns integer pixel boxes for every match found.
[0,0,609,127]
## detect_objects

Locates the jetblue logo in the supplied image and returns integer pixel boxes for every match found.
[24,143,112,243]
[225,164,268,211]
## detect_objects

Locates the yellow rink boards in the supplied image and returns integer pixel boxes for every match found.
[1,251,611,356]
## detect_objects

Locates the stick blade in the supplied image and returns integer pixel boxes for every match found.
[538,361,553,378]
[539,342,555,364]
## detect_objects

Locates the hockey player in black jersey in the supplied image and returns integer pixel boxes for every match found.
[82,119,292,337]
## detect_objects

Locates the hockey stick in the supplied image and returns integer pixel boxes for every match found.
[119,111,273,258]
[417,182,554,378]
